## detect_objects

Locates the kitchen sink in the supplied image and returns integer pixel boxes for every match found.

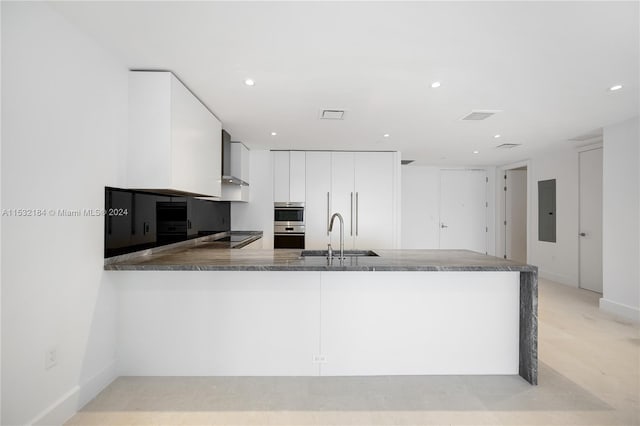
[300,250,379,257]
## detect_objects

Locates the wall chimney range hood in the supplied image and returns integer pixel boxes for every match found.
[221,129,249,186]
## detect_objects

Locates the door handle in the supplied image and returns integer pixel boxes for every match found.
[441,223,448,229]
[579,232,586,237]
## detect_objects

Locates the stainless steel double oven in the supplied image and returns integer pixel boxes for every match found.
[273,202,305,249]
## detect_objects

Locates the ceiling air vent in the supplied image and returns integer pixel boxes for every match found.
[496,143,522,149]
[320,109,345,120]
[401,160,415,165]
[460,110,501,121]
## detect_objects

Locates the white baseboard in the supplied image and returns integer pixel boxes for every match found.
[28,361,117,426]
[600,298,640,323]
[539,270,578,287]
[78,360,118,409]
[29,386,79,426]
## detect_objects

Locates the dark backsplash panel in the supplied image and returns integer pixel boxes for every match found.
[104,187,231,258]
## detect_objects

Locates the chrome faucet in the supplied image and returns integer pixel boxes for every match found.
[328,212,344,259]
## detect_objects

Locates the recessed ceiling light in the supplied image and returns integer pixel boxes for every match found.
[383,133,390,138]
[431,81,441,88]
[271,132,277,136]
[494,134,501,139]
[473,150,479,154]
[244,79,255,86]
[609,84,622,91]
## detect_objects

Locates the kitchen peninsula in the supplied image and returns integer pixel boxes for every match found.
[106,245,537,385]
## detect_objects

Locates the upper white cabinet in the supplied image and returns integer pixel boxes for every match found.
[273,151,306,202]
[305,151,399,250]
[128,71,222,197]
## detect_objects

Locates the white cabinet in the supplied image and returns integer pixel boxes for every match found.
[273,151,306,202]
[305,151,398,250]
[353,152,396,249]
[329,152,356,249]
[128,71,222,197]
[221,142,250,202]
[305,152,332,249]
[290,151,306,202]
[273,151,290,202]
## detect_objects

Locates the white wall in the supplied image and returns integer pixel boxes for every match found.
[231,150,274,249]
[527,148,580,286]
[601,116,640,321]
[1,3,127,424]
[401,166,496,255]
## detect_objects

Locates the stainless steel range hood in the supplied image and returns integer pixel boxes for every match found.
[222,129,249,186]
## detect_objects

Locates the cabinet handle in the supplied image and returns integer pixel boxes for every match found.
[356,192,359,236]
[326,192,330,236]
[350,192,354,236]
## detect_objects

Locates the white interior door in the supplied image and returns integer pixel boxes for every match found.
[505,169,527,263]
[439,170,487,253]
[579,148,603,293]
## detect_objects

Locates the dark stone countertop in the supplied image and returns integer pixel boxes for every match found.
[105,245,537,272]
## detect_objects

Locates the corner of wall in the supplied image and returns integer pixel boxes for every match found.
[602,116,640,316]
[28,360,117,426]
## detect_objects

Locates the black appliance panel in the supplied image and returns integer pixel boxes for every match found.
[274,234,305,249]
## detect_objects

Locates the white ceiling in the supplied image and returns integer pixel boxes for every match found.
[51,1,639,166]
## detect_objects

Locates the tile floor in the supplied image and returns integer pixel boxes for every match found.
[66,279,640,425]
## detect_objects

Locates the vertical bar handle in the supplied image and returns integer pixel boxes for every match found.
[355,192,359,236]
[326,192,330,236]
[350,192,354,236]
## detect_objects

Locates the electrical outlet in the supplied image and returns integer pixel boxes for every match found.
[312,355,327,364]
[45,347,57,370]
